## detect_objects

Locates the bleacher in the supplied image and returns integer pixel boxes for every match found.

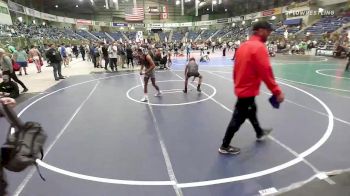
[109,32,125,41]
[63,29,83,40]
[302,16,350,38]
[187,31,200,41]
[76,30,99,41]
[91,31,112,42]
[275,25,301,35]
[172,31,184,42]
[158,32,169,42]
[124,31,136,41]
[212,27,233,40]
[199,30,217,41]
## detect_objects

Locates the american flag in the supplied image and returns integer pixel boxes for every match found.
[125,7,144,21]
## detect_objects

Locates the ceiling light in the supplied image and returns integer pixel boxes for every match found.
[213,0,217,5]
[206,8,209,11]
[242,21,245,25]
[33,20,36,24]
[42,22,46,25]
[271,16,276,20]
[76,5,79,7]
[79,0,83,2]
[176,0,180,5]
[225,8,227,12]
[55,5,58,8]
[198,0,206,7]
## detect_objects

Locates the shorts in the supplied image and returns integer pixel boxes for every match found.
[33,56,40,61]
[187,72,200,78]
[17,61,28,68]
[144,69,156,79]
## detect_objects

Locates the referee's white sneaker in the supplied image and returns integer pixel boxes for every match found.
[140,96,148,102]
[154,91,162,97]
[257,128,273,142]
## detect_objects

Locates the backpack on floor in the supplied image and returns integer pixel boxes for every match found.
[0,103,47,181]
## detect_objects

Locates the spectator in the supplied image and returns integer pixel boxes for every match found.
[0,74,19,98]
[13,47,28,76]
[0,48,28,93]
[79,44,86,61]
[28,45,42,73]
[46,44,66,81]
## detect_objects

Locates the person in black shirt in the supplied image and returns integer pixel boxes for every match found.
[72,45,79,59]
[0,75,19,98]
[102,43,109,70]
[126,45,134,69]
[46,44,65,81]
[79,45,86,61]
[346,52,350,72]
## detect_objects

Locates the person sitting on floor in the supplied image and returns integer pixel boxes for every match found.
[0,74,19,99]
[200,52,210,62]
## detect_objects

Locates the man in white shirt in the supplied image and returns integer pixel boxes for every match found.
[108,42,118,72]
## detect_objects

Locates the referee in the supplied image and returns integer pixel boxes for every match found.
[219,21,285,155]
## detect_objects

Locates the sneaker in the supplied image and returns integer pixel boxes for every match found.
[218,146,241,155]
[197,88,201,92]
[257,128,273,142]
[59,76,66,79]
[154,91,162,97]
[22,88,28,93]
[183,90,187,93]
[140,97,148,102]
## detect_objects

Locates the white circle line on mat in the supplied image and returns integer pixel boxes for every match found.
[316,69,350,80]
[126,80,216,106]
[17,71,333,188]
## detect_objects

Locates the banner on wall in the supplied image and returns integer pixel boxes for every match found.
[24,7,41,18]
[132,23,145,28]
[231,16,242,22]
[56,16,65,23]
[77,19,93,25]
[160,6,168,20]
[217,18,230,24]
[8,0,24,13]
[94,21,109,26]
[195,20,215,26]
[261,7,282,17]
[245,12,261,20]
[164,23,179,27]
[0,1,12,25]
[64,17,76,24]
[112,22,128,27]
[41,13,57,21]
[150,23,163,28]
[180,22,192,27]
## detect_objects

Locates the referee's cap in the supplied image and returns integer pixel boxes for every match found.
[252,21,274,31]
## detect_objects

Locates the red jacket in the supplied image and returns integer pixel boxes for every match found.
[234,35,281,98]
